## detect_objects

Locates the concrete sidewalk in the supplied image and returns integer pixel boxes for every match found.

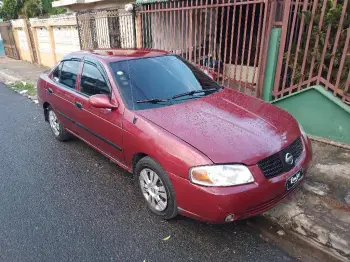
[1,55,350,261]
[0,56,48,84]
[265,142,350,261]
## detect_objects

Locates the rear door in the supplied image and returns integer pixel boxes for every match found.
[46,59,81,132]
[73,59,124,164]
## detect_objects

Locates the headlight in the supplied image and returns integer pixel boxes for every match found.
[298,122,307,137]
[189,165,254,187]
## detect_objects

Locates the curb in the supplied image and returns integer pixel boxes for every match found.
[0,73,39,104]
[0,70,21,82]
[247,216,346,262]
[264,184,350,261]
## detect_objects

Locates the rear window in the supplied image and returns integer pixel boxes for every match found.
[58,60,79,89]
[109,55,220,110]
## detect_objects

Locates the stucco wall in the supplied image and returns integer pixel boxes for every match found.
[36,27,56,67]
[30,15,80,67]
[54,26,80,59]
[11,19,33,63]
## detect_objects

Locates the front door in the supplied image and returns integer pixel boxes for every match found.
[73,60,124,164]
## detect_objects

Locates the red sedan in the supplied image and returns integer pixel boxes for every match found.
[37,49,312,223]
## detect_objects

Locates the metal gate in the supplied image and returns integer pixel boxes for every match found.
[138,0,276,98]
[273,0,349,103]
[76,7,136,50]
[0,21,20,60]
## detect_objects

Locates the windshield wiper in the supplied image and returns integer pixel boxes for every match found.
[172,88,219,99]
[136,98,171,104]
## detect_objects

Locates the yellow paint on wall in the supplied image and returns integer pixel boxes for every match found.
[56,53,70,61]
[39,52,56,68]
[18,50,32,62]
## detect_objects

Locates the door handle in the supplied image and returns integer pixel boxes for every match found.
[75,101,83,110]
[48,88,53,94]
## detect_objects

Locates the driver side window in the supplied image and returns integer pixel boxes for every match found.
[80,62,110,96]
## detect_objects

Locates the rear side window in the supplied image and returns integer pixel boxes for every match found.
[59,60,79,89]
[52,63,62,82]
[80,63,110,96]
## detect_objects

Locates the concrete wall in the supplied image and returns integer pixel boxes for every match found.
[11,19,34,63]
[30,14,80,67]
[53,26,80,60]
[272,86,350,145]
[36,27,54,66]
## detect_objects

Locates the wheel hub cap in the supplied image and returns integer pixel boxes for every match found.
[49,110,60,136]
[139,168,168,211]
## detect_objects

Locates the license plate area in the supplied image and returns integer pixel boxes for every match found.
[286,169,303,191]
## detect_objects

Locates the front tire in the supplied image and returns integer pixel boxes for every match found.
[135,156,178,220]
[47,106,71,141]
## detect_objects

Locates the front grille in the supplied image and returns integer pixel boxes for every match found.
[289,137,303,160]
[258,137,303,178]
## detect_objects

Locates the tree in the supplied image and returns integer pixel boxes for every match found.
[0,0,66,19]
[0,0,22,20]
[22,0,43,18]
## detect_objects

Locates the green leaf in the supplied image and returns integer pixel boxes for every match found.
[162,235,171,241]
[302,10,312,25]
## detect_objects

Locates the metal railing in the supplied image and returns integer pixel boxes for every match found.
[137,0,275,98]
[76,7,136,50]
[274,0,350,104]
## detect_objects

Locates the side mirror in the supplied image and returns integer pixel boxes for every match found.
[88,94,118,109]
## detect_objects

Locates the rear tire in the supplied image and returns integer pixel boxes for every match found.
[47,106,72,141]
[135,156,178,220]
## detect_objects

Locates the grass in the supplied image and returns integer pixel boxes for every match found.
[10,81,37,97]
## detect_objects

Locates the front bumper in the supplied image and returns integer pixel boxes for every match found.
[170,136,312,223]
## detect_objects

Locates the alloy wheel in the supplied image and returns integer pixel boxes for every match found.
[49,110,60,137]
[139,168,168,211]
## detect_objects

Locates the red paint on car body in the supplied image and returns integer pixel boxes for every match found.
[37,49,312,223]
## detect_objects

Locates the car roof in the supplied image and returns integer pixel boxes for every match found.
[65,48,170,63]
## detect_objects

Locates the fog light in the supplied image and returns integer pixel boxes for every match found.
[225,214,235,222]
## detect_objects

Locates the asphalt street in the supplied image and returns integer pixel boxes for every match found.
[0,83,297,262]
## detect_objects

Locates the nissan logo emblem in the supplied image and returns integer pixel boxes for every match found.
[285,153,294,165]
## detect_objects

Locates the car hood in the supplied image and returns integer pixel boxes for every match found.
[136,88,300,165]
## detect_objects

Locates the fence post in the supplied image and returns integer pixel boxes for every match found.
[23,19,35,63]
[136,13,142,48]
[256,0,277,98]
[75,13,83,50]
[30,26,41,65]
[262,28,281,101]
[11,22,22,60]
[47,25,57,65]
[132,8,137,48]
[272,0,291,97]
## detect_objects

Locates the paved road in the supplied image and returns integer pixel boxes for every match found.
[0,84,297,262]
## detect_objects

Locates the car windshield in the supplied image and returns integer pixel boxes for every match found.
[109,55,221,110]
